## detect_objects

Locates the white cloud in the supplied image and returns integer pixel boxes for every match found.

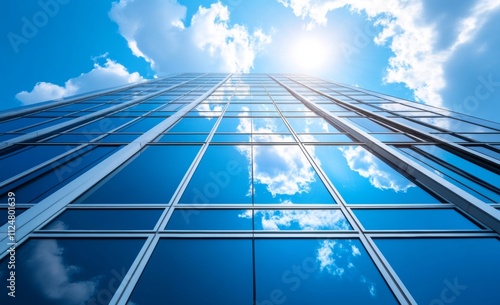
[339,146,415,192]
[16,58,142,105]
[109,0,271,73]
[277,0,500,109]
[239,209,351,230]
[26,239,98,303]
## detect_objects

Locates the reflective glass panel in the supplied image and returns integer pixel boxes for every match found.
[354,209,480,230]
[118,118,164,132]
[255,239,397,305]
[180,145,252,204]
[166,209,252,230]
[286,117,339,133]
[253,145,335,204]
[128,239,253,305]
[42,209,164,230]
[307,145,441,204]
[252,209,352,230]
[167,117,217,132]
[0,238,144,305]
[375,238,500,305]
[0,146,119,204]
[0,145,74,182]
[77,145,200,204]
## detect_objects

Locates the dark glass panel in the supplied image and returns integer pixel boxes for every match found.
[42,209,163,230]
[128,239,253,305]
[77,145,200,204]
[375,238,500,305]
[0,238,144,305]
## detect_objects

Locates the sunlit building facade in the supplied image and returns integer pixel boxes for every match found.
[1,73,500,305]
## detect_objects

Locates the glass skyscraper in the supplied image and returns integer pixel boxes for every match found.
[1,73,499,305]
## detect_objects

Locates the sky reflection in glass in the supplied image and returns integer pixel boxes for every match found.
[255,239,397,305]
[253,145,335,204]
[77,145,200,204]
[248,209,351,230]
[180,145,252,204]
[0,238,144,305]
[375,238,500,305]
[307,145,441,204]
[166,209,252,230]
[128,239,253,305]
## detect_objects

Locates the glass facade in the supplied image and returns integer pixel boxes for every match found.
[1,73,499,305]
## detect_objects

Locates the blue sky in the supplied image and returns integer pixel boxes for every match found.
[1,0,499,122]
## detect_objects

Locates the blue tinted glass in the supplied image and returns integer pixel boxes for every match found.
[416,145,500,185]
[166,209,252,230]
[348,117,393,132]
[0,146,118,204]
[253,209,351,230]
[45,133,100,143]
[253,145,335,204]
[42,209,163,230]
[298,134,352,142]
[77,145,200,204]
[308,145,440,204]
[0,238,144,305]
[468,146,500,160]
[180,145,252,204]
[167,117,217,132]
[0,117,46,132]
[128,239,253,305]
[375,238,500,305]
[399,147,500,202]
[286,117,340,133]
[217,117,249,132]
[156,134,208,142]
[0,145,73,182]
[354,209,480,230]
[118,117,164,132]
[256,239,397,305]
[70,117,133,133]
[98,134,141,143]
[370,133,415,142]
[20,117,76,133]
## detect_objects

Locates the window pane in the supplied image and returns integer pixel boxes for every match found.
[308,145,441,204]
[354,209,480,230]
[0,238,144,305]
[375,238,500,305]
[0,145,75,183]
[0,146,119,204]
[253,209,352,230]
[253,145,335,204]
[128,239,253,305]
[256,239,397,305]
[42,209,164,230]
[166,209,252,230]
[180,145,252,204]
[77,145,200,204]
[286,117,340,133]
[0,208,27,227]
[167,117,217,132]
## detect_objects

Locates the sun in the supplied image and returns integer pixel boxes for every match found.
[290,35,330,73]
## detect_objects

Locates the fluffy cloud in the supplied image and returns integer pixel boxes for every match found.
[109,0,271,73]
[16,58,142,105]
[277,0,500,111]
[339,146,415,192]
[26,239,97,303]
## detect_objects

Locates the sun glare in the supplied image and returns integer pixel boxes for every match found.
[291,35,329,73]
